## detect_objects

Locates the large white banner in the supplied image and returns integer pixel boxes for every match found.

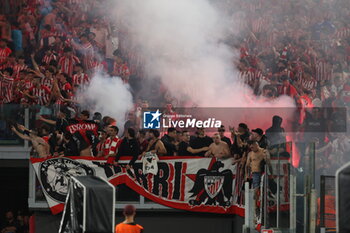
[31,156,289,215]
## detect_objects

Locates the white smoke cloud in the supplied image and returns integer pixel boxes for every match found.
[112,0,295,129]
[77,72,133,127]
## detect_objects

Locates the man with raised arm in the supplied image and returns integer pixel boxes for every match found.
[11,124,50,158]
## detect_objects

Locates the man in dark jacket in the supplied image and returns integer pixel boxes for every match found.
[265,115,286,147]
[115,128,140,169]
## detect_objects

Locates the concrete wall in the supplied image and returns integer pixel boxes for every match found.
[34,210,244,233]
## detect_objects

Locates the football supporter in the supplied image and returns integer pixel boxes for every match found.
[96,130,108,157]
[0,39,11,65]
[72,63,89,86]
[24,76,52,106]
[115,128,140,169]
[142,129,167,156]
[189,127,213,156]
[10,123,50,158]
[205,133,231,159]
[250,128,269,149]
[178,130,209,156]
[104,126,122,163]
[0,67,14,103]
[58,47,80,77]
[245,140,273,214]
[161,127,177,156]
[218,125,232,147]
[111,50,130,83]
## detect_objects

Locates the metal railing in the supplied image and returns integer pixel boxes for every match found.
[319,176,336,233]
[243,142,319,233]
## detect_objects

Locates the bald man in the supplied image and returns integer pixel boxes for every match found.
[205,133,230,159]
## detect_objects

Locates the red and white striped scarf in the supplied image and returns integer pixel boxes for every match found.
[104,137,122,156]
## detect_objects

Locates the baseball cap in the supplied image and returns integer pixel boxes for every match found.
[252,128,264,136]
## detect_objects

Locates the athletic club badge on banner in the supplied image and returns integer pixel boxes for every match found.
[30,156,290,215]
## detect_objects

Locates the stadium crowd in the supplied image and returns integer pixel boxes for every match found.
[0,0,349,192]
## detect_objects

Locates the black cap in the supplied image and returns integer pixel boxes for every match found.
[252,128,264,136]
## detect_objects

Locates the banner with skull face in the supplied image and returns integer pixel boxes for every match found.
[31,156,290,215]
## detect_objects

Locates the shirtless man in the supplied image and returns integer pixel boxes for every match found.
[245,140,272,191]
[142,129,167,156]
[205,133,230,159]
[245,140,272,215]
[11,124,50,158]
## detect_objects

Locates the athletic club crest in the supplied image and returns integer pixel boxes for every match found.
[204,176,225,199]
[189,161,233,207]
[39,158,94,203]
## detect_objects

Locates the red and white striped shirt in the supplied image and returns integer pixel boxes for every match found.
[104,137,122,156]
[239,68,263,87]
[0,75,14,103]
[58,55,80,77]
[91,61,108,73]
[41,77,53,89]
[251,17,269,34]
[42,53,57,64]
[13,64,28,79]
[72,73,89,86]
[0,47,12,64]
[55,82,73,105]
[80,42,95,70]
[0,61,15,71]
[112,62,130,78]
[297,77,318,91]
[316,60,332,81]
[24,80,33,90]
[28,85,51,105]
[334,27,350,40]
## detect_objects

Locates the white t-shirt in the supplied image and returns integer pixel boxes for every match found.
[142,152,159,175]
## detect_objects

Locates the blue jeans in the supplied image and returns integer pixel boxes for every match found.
[252,172,262,189]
